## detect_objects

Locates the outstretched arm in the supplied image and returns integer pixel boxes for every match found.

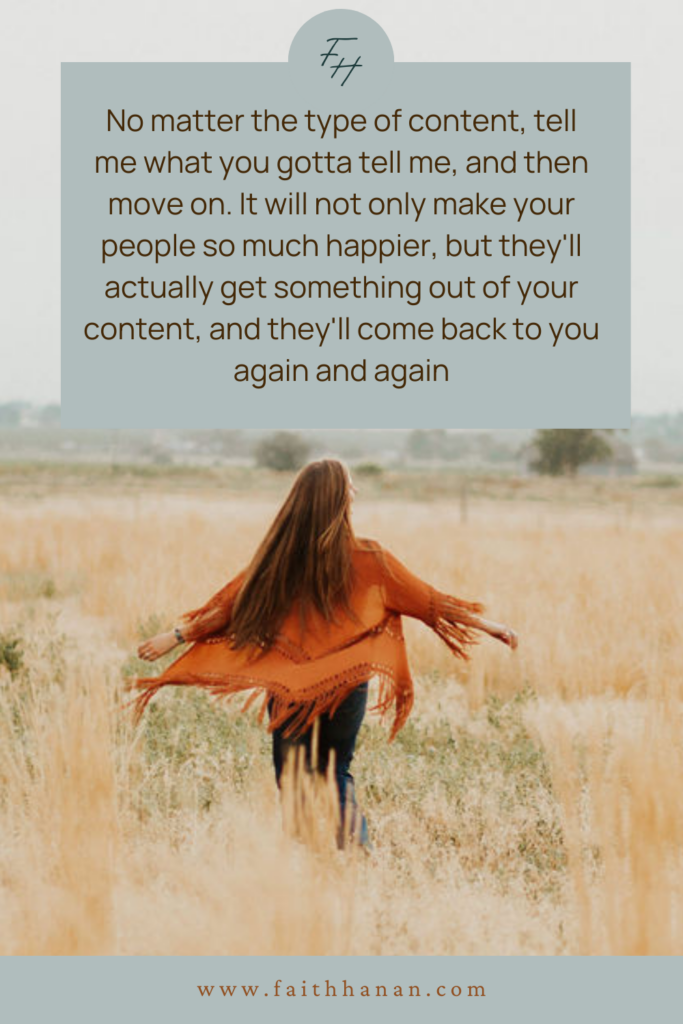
[137,570,247,662]
[439,597,519,649]
[137,629,180,662]
[379,547,518,657]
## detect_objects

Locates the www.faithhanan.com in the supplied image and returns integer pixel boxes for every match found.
[197,981,485,998]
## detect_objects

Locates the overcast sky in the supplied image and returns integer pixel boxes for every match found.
[1,0,681,415]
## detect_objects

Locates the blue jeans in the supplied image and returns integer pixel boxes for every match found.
[270,682,371,849]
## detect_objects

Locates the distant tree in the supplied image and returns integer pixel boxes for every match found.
[38,404,61,427]
[0,403,21,427]
[255,431,310,472]
[406,429,447,461]
[531,429,613,476]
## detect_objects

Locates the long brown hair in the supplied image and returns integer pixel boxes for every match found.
[229,459,356,651]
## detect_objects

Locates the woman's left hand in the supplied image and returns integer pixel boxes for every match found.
[137,631,178,661]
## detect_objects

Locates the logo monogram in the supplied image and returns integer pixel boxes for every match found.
[320,37,362,85]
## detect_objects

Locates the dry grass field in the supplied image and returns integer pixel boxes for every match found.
[0,465,682,956]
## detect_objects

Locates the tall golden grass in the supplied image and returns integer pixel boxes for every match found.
[0,477,682,954]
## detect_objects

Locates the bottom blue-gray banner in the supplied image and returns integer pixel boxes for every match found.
[0,956,678,1022]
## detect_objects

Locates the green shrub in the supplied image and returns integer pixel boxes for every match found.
[254,432,311,472]
[354,462,384,478]
[0,632,24,677]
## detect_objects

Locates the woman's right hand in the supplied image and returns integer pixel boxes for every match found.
[137,631,178,662]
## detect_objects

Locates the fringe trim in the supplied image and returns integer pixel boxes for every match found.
[126,662,413,742]
[128,597,483,742]
[432,615,483,660]
[430,592,485,660]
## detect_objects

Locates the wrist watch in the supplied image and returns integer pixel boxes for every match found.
[174,626,185,644]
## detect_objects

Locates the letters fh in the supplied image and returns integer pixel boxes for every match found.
[320,37,362,85]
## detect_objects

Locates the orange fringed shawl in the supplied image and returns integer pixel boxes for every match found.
[130,541,483,740]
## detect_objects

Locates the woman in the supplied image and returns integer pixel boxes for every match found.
[134,459,518,848]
